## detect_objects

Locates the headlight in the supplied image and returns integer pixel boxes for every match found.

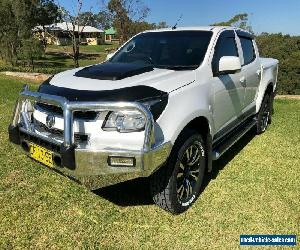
[103,110,146,132]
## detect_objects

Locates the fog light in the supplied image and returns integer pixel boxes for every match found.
[108,156,136,167]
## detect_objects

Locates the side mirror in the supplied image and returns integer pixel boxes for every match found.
[106,52,115,61]
[218,56,241,74]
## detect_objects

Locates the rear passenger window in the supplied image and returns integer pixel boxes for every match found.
[212,31,239,75]
[239,37,256,65]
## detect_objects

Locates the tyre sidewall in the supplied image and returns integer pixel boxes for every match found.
[168,132,206,213]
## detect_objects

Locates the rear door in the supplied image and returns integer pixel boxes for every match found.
[236,31,261,112]
[211,30,245,135]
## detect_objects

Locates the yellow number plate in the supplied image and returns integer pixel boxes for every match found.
[29,143,54,168]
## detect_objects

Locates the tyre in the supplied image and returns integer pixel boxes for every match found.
[150,130,206,214]
[256,93,272,134]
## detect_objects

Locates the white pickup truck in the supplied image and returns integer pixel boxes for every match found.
[9,26,278,214]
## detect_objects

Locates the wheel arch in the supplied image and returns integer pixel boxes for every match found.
[183,116,211,138]
[256,81,274,113]
[173,116,213,172]
[265,82,274,95]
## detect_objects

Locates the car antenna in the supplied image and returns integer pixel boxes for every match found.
[172,14,183,30]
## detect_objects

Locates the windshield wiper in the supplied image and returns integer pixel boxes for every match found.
[155,65,198,70]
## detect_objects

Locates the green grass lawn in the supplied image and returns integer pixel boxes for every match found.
[0,75,299,249]
[46,44,118,54]
[0,44,115,75]
[33,52,106,72]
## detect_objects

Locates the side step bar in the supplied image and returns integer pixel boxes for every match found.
[212,117,257,160]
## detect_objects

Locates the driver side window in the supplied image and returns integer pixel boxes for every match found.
[212,31,239,76]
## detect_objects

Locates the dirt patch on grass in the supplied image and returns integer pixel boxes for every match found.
[1,72,51,82]
[275,95,300,100]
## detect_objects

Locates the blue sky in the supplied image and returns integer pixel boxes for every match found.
[59,0,300,35]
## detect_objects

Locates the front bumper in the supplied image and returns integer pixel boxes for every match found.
[8,85,172,189]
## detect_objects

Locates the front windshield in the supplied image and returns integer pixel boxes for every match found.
[110,31,213,70]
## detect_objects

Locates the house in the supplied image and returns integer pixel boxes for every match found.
[104,28,119,43]
[34,22,104,46]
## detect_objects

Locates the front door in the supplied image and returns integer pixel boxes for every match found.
[211,30,245,135]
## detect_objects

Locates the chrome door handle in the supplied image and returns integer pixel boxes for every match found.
[240,76,246,84]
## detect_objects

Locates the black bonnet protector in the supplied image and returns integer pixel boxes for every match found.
[38,82,166,102]
[38,82,168,120]
[74,62,154,80]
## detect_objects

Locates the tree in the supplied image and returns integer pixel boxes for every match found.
[212,13,253,33]
[18,38,44,70]
[130,21,155,35]
[78,11,114,30]
[0,0,44,66]
[58,0,94,67]
[107,0,150,44]
[130,21,168,35]
[96,10,113,30]
[78,11,98,27]
[35,0,62,49]
[156,21,168,29]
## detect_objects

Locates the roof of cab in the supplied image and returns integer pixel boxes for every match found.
[144,26,228,33]
[142,26,254,38]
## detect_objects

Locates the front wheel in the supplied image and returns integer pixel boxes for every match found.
[150,130,206,214]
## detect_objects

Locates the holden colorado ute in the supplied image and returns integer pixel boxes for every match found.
[8,26,279,214]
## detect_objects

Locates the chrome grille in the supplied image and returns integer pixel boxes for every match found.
[33,119,88,144]
[35,102,99,120]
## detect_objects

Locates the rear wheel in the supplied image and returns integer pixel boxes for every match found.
[256,93,272,134]
[150,130,206,214]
